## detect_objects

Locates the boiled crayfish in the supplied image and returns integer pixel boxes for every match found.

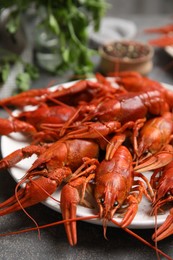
[0,73,173,260]
[144,23,173,47]
[1,73,173,139]
[0,138,99,215]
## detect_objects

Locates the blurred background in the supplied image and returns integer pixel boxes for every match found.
[107,0,173,15]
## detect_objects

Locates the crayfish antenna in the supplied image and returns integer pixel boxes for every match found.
[102,219,108,240]
[153,209,160,260]
[111,218,172,260]
[14,179,41,239]
[0,215,99,242]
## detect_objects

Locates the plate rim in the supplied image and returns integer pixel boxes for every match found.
[165,45,173,57]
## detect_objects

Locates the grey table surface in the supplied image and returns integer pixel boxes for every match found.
[1,14,173,260]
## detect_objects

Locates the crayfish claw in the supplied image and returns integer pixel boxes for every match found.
[60,173,95,246]
[120,196,138,228]
[0,189,25,215]
[0,176,58,216]
[153,208,173,241]
[134,149,173,172]
[60,183,80,246]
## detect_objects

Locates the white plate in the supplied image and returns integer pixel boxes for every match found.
[165,45,173,57]
[1,80,172,229]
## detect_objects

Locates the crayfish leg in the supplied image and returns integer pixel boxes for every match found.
[153,208,173,241]
[105,133,126,160]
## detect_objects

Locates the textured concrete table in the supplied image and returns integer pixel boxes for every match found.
[1,14,173,260]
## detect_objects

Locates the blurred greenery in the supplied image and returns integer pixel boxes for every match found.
[0,0,108,91]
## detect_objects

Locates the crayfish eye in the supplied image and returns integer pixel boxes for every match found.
[100,197,105,205]
[37,163,46,170]
[113,201,119,207]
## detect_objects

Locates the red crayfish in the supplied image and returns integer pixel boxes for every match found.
[1,73,173,139]
[0,138,99,215]
[0,141,172,259]
[144,23,173,47]
[0,73,173,260]
[150,160,173,242]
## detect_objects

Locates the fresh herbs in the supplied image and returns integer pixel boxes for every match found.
[0,0,107,91]
[16,63,39,92]
[0,63,10,83]
[0,49,39,92]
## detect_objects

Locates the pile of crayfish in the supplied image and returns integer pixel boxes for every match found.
[1,71,173,259]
